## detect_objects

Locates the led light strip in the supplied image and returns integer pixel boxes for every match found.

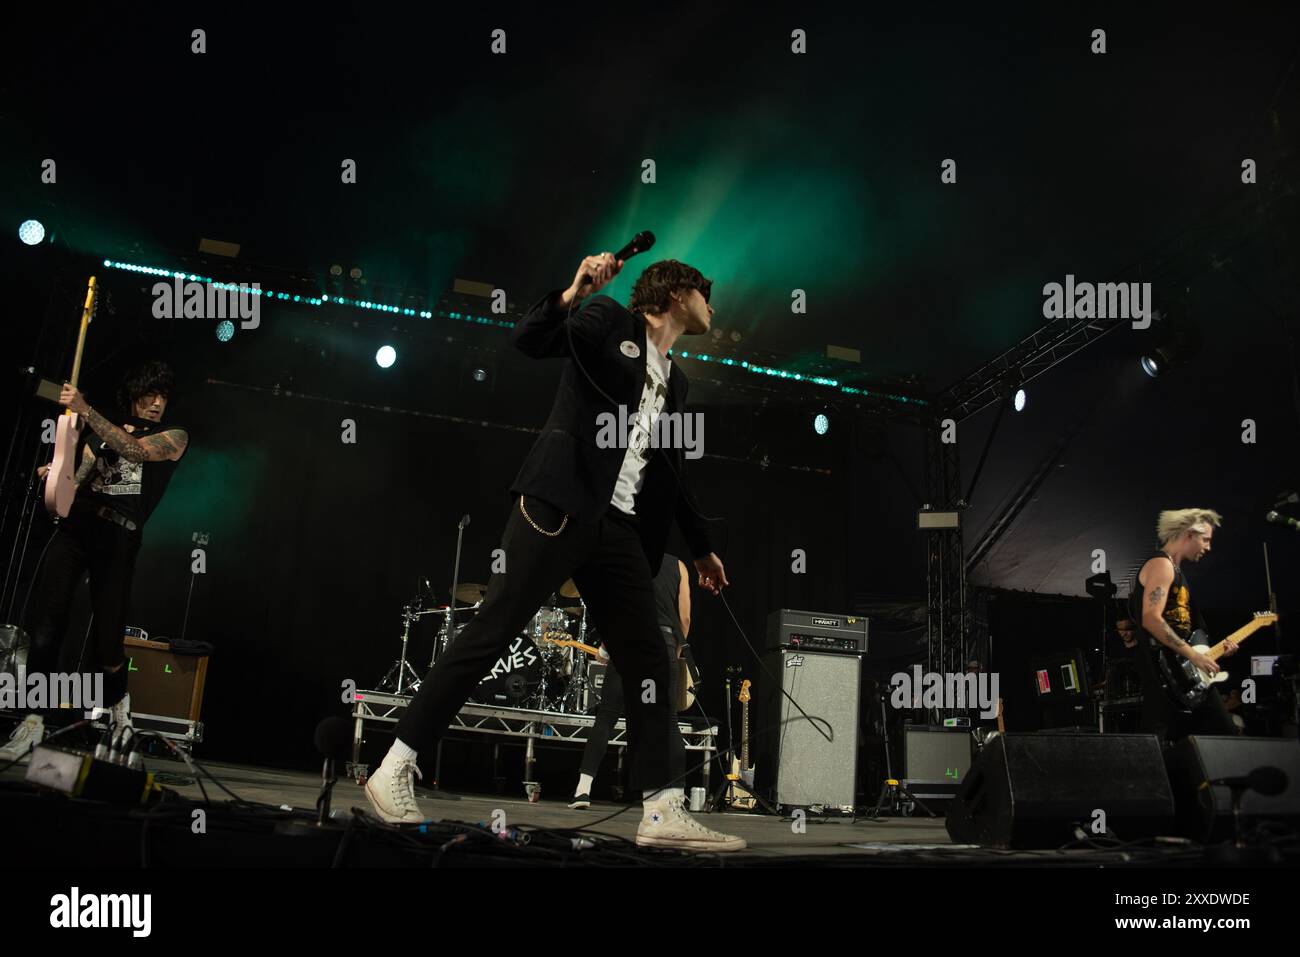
[101,258,923,404]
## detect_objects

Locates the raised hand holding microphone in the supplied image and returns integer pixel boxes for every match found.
[559,252,624,308]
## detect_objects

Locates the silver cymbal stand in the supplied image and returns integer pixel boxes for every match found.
[562,598,593,713]
[431,600,480,666]
[377,602,427,694]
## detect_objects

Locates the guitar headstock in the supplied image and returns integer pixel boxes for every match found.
[83,276,99,324]
[738,679,751,704]
[1253,611,1279,625]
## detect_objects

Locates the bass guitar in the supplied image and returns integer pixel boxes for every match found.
[727,679,757,810]
[44,276,97,518]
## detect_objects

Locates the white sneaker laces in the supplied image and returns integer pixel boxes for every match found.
[391,758,423,815]
[666,795,728,839]
[3,719,38,754]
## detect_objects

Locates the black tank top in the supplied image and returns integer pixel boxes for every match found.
[80,415,187,528]
[1129,551,1194,643]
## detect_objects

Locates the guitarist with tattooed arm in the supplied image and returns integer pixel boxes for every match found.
[1128,508,1241,742]
[0,361,189,763]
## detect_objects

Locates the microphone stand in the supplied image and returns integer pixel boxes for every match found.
[427,515,469,802]
[705,669,739,812]
[1262,542,1297,733]
[1203,775,1284,864]
[435,515,470,668]
[317,756,336,826]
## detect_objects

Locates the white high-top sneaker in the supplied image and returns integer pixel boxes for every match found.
[0,715,45,763]
[363,755,426,824]
[636,793,747,852]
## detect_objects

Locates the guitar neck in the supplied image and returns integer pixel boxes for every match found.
[69,277,97,389]
[740,699,749,768]
[1208,618,1272,660]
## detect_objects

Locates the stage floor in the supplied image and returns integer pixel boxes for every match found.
[156,759,959,858]
[4,754,1266,866]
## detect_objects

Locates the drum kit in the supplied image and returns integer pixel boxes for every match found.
[376,577,605,714]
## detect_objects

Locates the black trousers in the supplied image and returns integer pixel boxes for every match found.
[579,626,685,784]
[24,508,140,708]
[396,496,678,791]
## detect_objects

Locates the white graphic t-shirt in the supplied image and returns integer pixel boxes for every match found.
[610,344,672,515]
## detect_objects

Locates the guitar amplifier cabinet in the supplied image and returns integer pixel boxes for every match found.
[123,636,208,723]
[754,648,862,810]
[903,725,973,800]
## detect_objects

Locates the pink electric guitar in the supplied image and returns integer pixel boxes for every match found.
[44,276,97,518]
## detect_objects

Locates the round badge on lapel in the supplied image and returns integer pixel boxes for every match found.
[619,340,641,359]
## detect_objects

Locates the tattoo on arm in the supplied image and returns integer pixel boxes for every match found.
[82,408,146,463]
[1160,623,1191,654]
[1147,586,1164,606]
[138,429,188,461]
[74,448,96,485]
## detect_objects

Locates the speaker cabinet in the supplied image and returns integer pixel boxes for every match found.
[946,733,1175,848]
[755,649,862,810]
[1167,735,1300,841]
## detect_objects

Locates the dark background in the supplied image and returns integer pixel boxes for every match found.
[2,6,1298,798]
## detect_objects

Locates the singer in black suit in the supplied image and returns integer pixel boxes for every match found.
[365,248,744,852]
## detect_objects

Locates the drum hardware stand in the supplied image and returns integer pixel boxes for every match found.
[376,602,428,694]
[535,650,558,714]
[858,690,936,821]
[557,596,593,713]
[432,604,454,664]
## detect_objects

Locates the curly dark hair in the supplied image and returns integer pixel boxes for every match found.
[627,259,712,315]
[117,360,176,412]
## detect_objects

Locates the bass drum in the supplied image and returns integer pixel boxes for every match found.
[471,634,545,706]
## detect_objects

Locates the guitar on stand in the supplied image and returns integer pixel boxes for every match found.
[726,679,758,810]
[44,276,98,518]
[707,672,763,813]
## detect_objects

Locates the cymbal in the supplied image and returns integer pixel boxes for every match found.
[454,583,487,604]
[558,579,581,599]
[555,604,583,615]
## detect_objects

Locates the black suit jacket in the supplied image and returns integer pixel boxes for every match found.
[509,289,715,570]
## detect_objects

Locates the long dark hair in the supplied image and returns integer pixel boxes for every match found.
[117,360,175,413]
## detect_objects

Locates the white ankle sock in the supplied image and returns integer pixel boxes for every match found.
[387,738,417,765]
[642,786,685,806]
[576,773,594,796]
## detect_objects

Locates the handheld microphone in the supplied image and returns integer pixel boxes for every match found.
[1266,510,1300,531]
[575,231,655,291]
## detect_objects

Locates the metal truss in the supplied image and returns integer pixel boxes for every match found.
[348,691,718,792]
[923,427,969,700]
